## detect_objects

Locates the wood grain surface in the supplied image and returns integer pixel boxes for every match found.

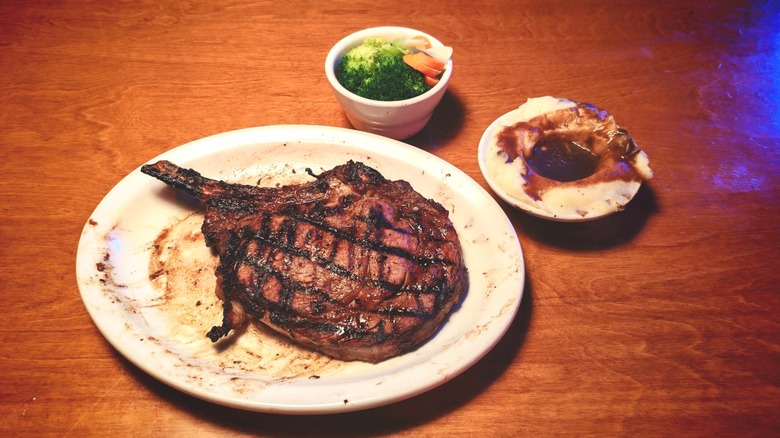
[1,0,778,436]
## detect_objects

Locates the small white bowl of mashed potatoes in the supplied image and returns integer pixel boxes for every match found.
[478,96,653,221]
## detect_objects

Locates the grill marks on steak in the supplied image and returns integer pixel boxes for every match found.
[141,160,468,363]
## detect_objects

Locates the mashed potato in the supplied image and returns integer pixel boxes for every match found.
[479,96,652,221]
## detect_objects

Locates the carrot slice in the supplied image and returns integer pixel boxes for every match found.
[415,51,445,71]
[423,57,445,72]
[407,35,432,49]
[403,52,443,78]
[424,75,440,87]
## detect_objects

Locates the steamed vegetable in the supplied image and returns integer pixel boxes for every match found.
[402,51,445,85]
[335,36,452,101]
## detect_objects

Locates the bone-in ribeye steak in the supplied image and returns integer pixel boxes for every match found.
[141,160,468,363]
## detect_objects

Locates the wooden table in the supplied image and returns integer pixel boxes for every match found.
[2,0,778,436]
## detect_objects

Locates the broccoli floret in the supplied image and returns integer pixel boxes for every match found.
[335,37,431,101]
[363,36,390,48]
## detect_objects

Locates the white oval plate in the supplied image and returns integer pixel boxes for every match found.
[76,125,524,414]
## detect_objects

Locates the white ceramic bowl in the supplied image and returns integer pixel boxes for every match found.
[325,26,453,140]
